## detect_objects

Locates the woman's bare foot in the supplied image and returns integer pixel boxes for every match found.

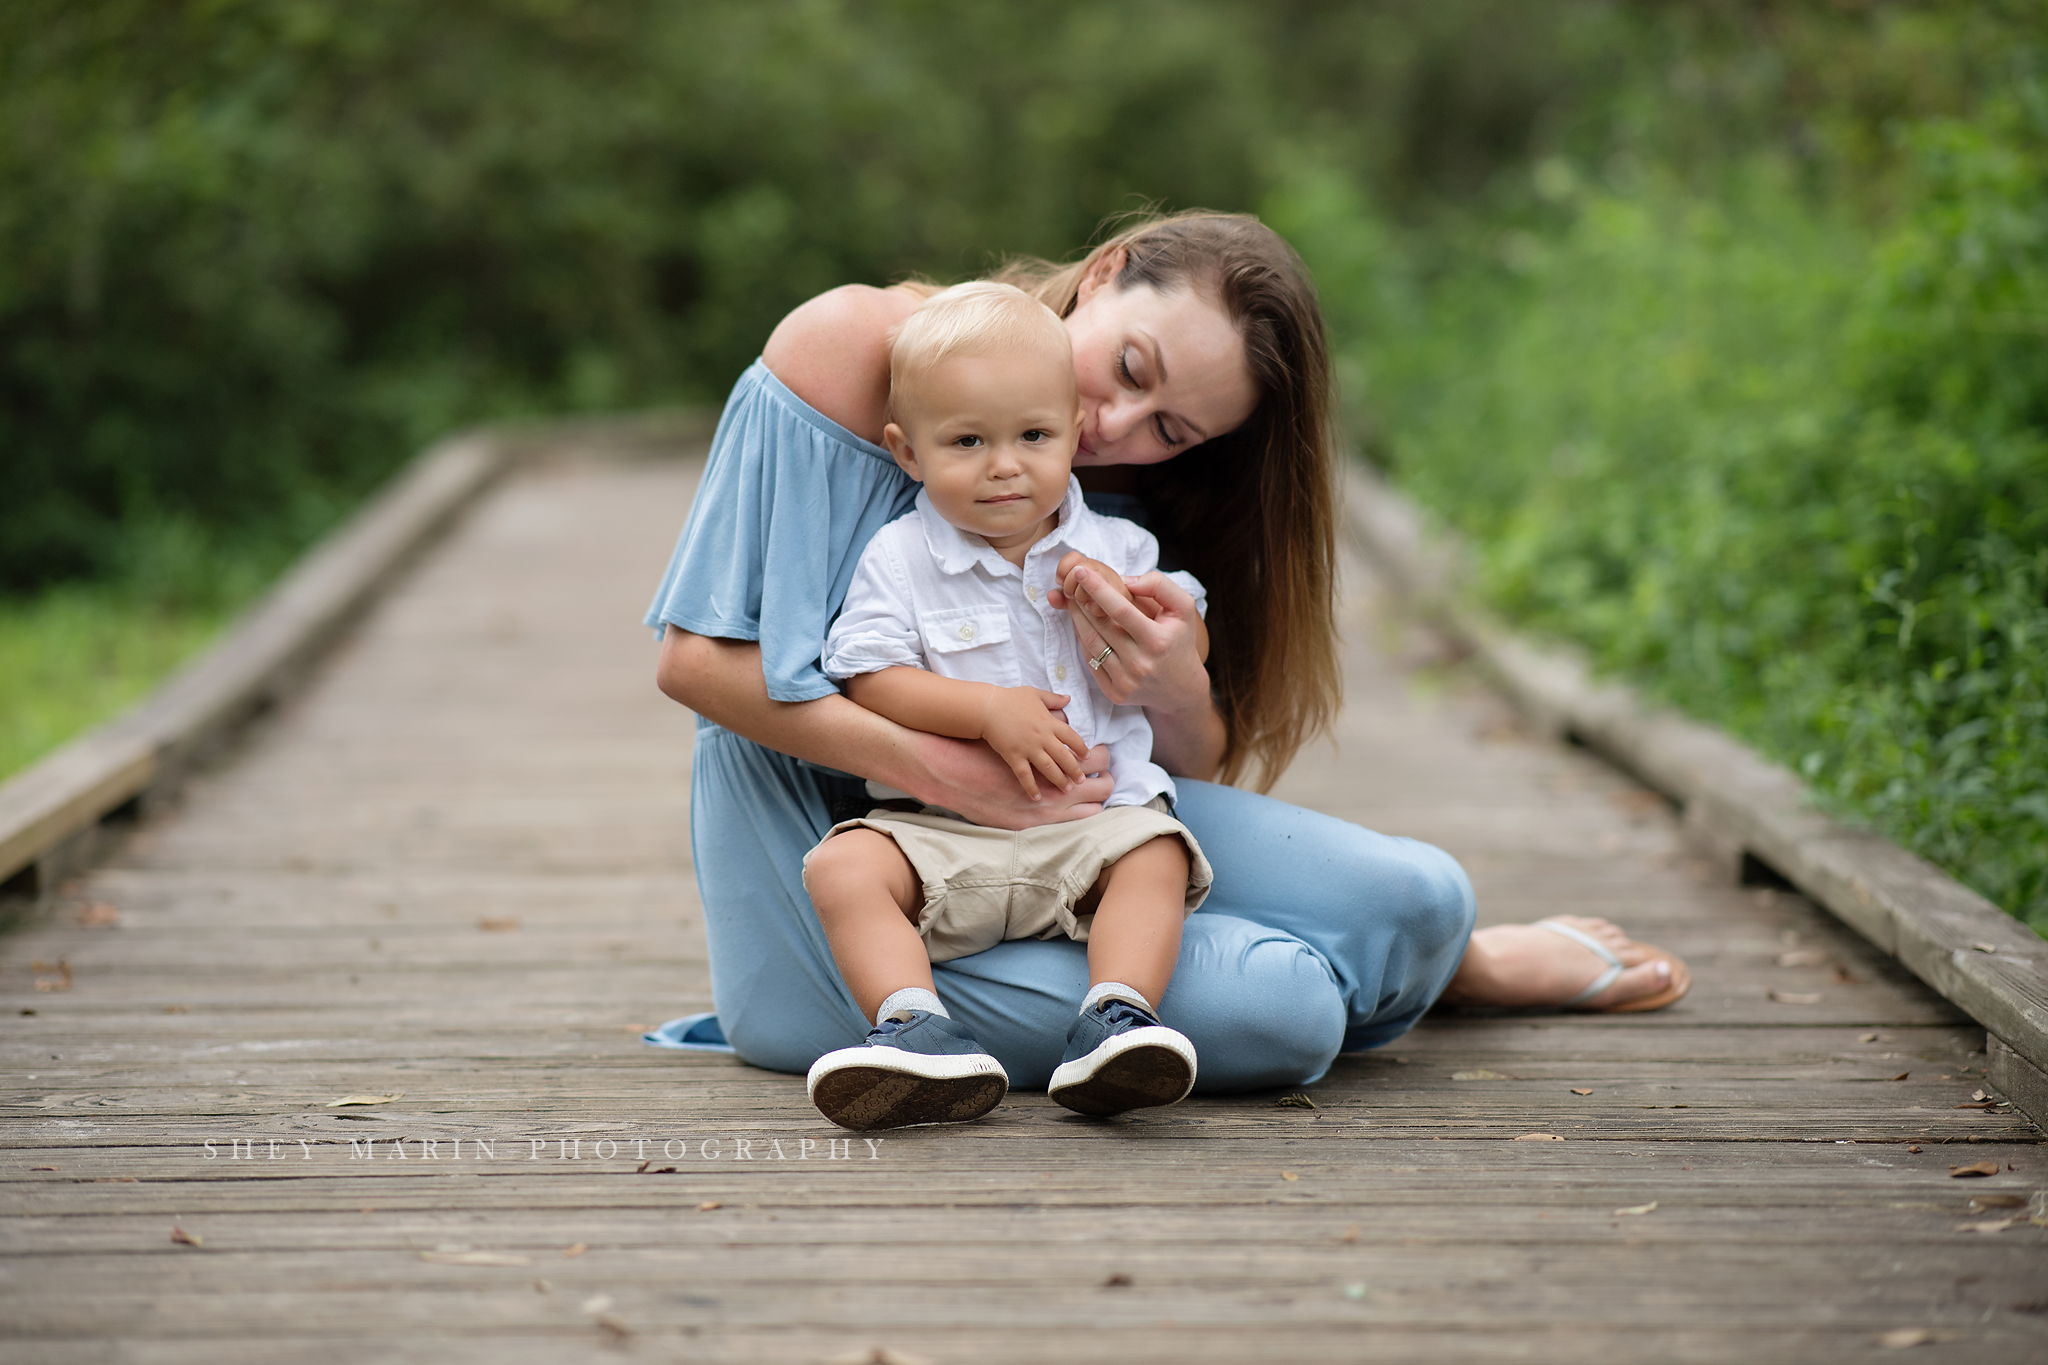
[1438,916,1683,1011]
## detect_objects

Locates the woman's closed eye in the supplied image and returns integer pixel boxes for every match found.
[1116,346,1187,451]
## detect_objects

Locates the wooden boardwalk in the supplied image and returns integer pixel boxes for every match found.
[3,445,2043,1364]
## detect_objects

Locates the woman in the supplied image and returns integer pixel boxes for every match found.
[647,211,1686,1092]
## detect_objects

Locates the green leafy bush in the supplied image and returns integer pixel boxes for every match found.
[1279,42,2048,932]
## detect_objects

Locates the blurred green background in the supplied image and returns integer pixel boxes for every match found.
[3,0,2042,931]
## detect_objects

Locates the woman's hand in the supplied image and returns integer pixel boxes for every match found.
[909,730,1114,829]
[1049,554,1210,714]
[658,629,1112,828]
[1048,554,1227,780]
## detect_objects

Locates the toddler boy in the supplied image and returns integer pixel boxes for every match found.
[801,281,1213,1131]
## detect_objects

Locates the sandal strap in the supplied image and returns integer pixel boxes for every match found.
[1536,919,1626,1006]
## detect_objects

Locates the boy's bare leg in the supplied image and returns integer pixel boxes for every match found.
[1080,835,1190,1008]
[803,829,930,1023]
[1051,835,1197,1116]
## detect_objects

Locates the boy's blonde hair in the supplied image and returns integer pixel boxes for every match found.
[887,281,1073,421]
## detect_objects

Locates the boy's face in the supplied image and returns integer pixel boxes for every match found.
[882,345,1081,551]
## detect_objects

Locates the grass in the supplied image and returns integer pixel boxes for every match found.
[1271,140,2048,936]
[0,586,226,780]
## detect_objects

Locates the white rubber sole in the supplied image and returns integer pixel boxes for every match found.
[806,1045,1009,1131]
[1047,1025,1197,1117]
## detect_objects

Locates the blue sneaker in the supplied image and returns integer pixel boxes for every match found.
[1047,999,1197,1116]
[806,1011,1009,1131]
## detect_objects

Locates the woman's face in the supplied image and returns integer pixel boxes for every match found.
[1063,256,1259,467]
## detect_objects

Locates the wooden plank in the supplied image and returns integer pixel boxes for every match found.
[2,455,2043,1365]
[1339,462,2048,1076]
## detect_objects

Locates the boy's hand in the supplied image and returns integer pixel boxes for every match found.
[981,686,1090,799]
[1048,551,1150,621]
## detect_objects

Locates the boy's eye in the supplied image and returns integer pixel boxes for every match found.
[953,434,983,448]
[1022,429,1049,443]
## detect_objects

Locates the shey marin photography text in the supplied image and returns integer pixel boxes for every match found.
[197,1134,888,1165]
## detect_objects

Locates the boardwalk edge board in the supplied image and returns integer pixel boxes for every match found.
[1340,460,2048,1118]
[0,409,711,901]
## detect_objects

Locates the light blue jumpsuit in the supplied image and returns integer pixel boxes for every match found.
[646,362,1476,1090]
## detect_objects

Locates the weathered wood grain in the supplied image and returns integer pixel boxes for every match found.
[2,451,2042,1365]
[1339,463,2048,1099]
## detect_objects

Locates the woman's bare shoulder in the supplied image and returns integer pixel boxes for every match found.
[761,284,924,444]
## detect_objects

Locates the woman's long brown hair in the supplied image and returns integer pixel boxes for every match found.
[994,211,1340,791]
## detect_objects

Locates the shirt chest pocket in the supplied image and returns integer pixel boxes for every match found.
[918,606,1020,685]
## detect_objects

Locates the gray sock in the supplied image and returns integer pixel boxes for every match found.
[1081,981,1152,1015]
[876,987,948,1026]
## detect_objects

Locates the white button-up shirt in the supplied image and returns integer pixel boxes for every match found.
[822,477,1207,810]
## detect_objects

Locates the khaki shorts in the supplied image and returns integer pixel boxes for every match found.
[805,797,1213,963]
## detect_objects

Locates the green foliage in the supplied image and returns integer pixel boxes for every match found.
[0,586,229,780]
[4,0,1609,596]
[5,1,2040,936]
[1279,24,2048,932]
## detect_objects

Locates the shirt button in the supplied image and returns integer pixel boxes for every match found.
[1054,664,1068,682]
[1026,585,1039,601]
[958,623,976,641]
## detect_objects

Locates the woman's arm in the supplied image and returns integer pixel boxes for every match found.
[845,668,1090,800]
[657,628,1114,827]
[760,284,924,445]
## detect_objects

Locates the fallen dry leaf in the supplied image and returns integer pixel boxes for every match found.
[1972,1088,1991,1102]
[31,958,72,992]
[325,1093,403,1107]
[580,1294,613,1315]
[1338,1223,1360,1243]
[30,1166,56,1172]
[78,903,120,928]
[532,1279,551,1293]
[635,1160,650,1173]
[1907,1145,1923,1153]
[1452,1068,1514,1081]
[1969,1194,2024,1211]
[594,1315,631,1341]
[1889,1073,1910,1082]
[418,1251,531,1266]
[1102,1272,1132,1287]
[820,1349,935,1365]
[1948,1161,2001,1178]
[1274,1092,1318,1109]
[697,1200,721,1211]
[1971,941,2000,954]
[562,1243,588,1259]
[1859,1032,1880,1042]
[1613,1201,1658,1217]
[1957,1218,2018,1234]
[1280,1170,1300,1181]
[1570,1088,1593,1096]
[170,1226,205,1248]
[478,917,521,932]
[1876,1327,1933,1350]
[162,1004,188,1014]
[1776,949,1825,967]
[1513,1133,1565,1142]
[1767,988,1821,1005]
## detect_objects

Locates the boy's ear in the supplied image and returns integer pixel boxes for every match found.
[881,422,922,481]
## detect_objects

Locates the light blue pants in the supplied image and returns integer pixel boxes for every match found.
[691,723,1476,1091]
